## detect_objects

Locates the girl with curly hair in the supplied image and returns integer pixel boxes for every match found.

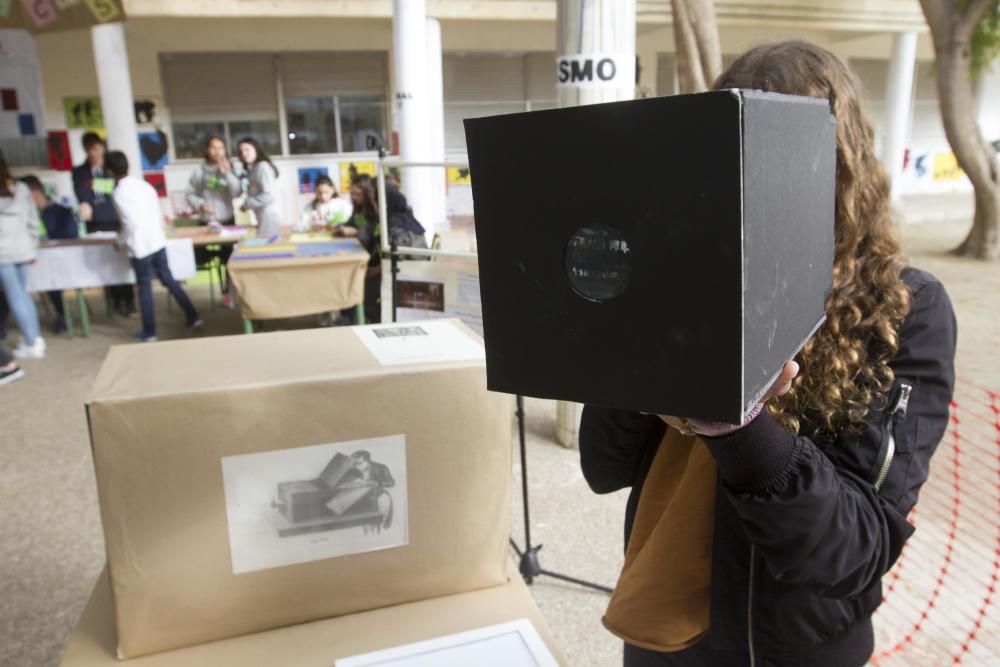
[580,41,957,667]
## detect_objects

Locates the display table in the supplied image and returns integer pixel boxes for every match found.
[59,564,566,666]
[226,236,369,332]
[25,237,196,337]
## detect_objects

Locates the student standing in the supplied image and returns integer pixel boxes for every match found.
[186,136,243,224]
[237,138,283,237]
[294,175,352,233]
[105,151,201,342]
[72,132,136,317]
[0,150,44,359]
[21,175,78,333]
[580,41,956,667]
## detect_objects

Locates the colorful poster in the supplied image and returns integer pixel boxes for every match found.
[20,0,58,28]
[17,113,35,136]
[339,161,376,193]
[933,152,963,182]
[133,96,159,124]
[144,173,166,198]
[83,0,119,22]
[1,89,17,111]
[297,166,328,194]
[47,130,72,170]
[63,97,103,128]
[138,130,169,171]
[446,167,471,186]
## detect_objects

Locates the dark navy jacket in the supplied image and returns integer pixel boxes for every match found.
[72,162,119,232]
[41,202,78,240]
[580,268,957,667]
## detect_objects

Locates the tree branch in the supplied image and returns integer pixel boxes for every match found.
[957,0,997,39]
[919,0,956,36]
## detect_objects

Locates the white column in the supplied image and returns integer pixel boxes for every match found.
[392,0,434,236]
[424,17,447,240]
[91,23,141,175]
[556,0,636,108]
[975,63,1000,143]
[554,0,636,447]
[881,31,917,197]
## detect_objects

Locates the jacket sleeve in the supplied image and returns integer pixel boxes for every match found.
[244,165,276,210]
[579,406,665,494]
[72,166,94,206]
[185,166,206,210]
[703,277,956,599]
[226,170,243,198]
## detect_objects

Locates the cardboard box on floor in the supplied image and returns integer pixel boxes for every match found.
[60,565,567,666]
[86,320,511,658]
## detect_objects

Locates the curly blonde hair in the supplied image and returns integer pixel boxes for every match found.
[714,41,911,442]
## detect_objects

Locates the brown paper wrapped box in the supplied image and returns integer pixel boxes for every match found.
[60,565,567,666]
[86,320,511,658]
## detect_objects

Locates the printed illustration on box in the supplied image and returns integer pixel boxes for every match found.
[273,450,395,537]
[222,434,408,574]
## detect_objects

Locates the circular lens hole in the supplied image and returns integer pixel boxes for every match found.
[565,224,632,302]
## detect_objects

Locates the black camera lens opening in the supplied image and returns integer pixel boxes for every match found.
[565,224,632,302]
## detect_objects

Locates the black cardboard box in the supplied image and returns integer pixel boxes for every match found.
[465,90,836,423]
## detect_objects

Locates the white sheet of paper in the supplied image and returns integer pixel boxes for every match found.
[353,319,485,367]
[335,619,558,667]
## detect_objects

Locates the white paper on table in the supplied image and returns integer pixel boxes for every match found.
[335,619,558,667]
[353,319,485,367]
[396,308,452,323]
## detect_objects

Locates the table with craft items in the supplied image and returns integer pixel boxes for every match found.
[25,236,196,338]
[226,234,370,333]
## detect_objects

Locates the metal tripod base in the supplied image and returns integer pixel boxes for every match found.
[509,538,613,593]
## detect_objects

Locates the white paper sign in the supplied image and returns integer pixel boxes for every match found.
[556,53,635,89]
[336,619,559,667]
[353,319,485,367]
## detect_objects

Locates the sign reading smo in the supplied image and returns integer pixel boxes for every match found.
[556,54,633,89]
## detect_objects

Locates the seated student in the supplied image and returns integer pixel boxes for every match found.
[294,175,352,233]
[338,175,381,323]
[105,151,202,342]
[21,176,78,333]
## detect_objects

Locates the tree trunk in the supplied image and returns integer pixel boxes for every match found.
[671,0,723,94]
[922,0,1000,260]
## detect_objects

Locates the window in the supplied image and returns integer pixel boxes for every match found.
[172,121,225,160]
[280,52,389,154]
[443,52,557,150]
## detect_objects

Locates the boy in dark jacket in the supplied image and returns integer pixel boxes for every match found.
[72,132,135,317]
[21,176,77,332]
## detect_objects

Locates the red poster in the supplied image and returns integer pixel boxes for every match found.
[144,172,167,198]
[47,131,72,171]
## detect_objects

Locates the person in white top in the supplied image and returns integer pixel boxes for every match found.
[294,175,353,233]
[105,151,201,342]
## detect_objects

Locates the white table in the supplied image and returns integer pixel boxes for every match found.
[24,237,196,337]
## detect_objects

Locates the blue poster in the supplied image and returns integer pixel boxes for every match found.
[18,113,36,136]
[138,130,170,171]
[298,166,329,194]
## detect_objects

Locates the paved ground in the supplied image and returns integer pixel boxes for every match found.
[1,193,996,667]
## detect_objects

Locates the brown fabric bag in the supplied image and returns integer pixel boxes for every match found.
[602,428,717,652]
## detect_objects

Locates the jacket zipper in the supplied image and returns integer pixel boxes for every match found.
[748,545,756,667]
[874,383,912,491]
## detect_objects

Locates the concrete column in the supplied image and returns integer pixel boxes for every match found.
[556,0,636,108]
[392,0,435,237]
[91,23,141,175]
[554,0,636,447]
[424,17,447,240]
[975,63,1000,143]
[881,31,917,196]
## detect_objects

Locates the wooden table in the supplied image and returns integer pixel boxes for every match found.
[226,235,370,333]
[26,236,196,337]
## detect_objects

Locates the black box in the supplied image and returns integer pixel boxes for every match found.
[465,90,836,423]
